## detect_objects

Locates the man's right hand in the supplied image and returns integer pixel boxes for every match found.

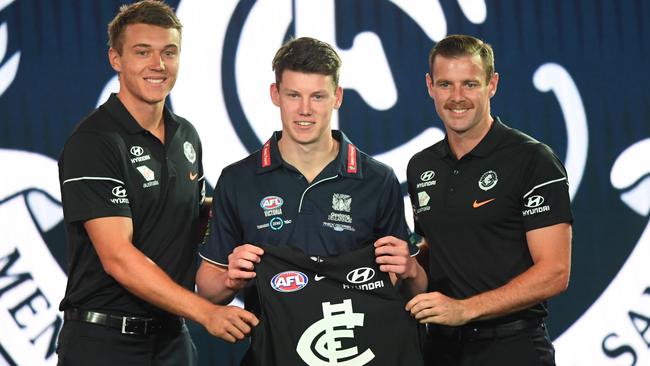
[225,244,264,291]
[204,305,259,343]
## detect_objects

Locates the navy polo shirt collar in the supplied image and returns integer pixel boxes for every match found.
[102,93,180,140]
[433,116,508,160]
[256,130,363,179]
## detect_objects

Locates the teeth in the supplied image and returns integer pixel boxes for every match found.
[145,78,164,84]
[296,121,314,126]
[451,109,467,114]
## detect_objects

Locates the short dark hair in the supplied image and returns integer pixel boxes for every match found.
[272,37,342,88]
[429,34,495,84]
[108,0,182,54]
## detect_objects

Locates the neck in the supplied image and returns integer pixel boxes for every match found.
[447,116,494,160]
[278,134,339,183]
[117,93,166,143]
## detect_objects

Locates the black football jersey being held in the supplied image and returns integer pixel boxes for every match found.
[243,244,423,366]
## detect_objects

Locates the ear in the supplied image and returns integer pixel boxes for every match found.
[425,73,435,99]
[108,48,121,73]
[333,86,343,110]
[270,83,280,107]
[488,72,499,98]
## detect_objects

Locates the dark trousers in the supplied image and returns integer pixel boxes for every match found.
[56,320,197,366]
[423,323,556,366]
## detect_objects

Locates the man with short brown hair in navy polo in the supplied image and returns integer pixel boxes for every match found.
[196,37,427,362]
[405,34,573,366]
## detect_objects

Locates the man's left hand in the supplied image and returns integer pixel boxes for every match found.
[405,291,470,326]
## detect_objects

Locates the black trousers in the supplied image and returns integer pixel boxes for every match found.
[56,320,197,366]
[422,323,556,366]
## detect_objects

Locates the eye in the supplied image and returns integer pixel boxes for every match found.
[438,81,449,88]
[137,50,148,56]
[465,81,479,88]
[313,94,324,100]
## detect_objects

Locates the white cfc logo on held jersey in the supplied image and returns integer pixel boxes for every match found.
[297,299,374,366]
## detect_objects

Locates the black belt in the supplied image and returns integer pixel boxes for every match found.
[64,309,184,336]
[460,318,544,341]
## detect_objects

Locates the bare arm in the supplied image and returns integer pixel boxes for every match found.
[85,216,258,342]
[406,223,571,325]
[196,244,264,305]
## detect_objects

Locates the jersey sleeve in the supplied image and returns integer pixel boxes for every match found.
[200,169,241,265]
[59,131,131,223]
[376,168,418,255]
[520,143,574,231]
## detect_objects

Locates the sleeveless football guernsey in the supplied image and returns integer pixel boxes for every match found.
[242,244,424,366]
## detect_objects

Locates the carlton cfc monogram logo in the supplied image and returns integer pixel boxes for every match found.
[297,299,374,366]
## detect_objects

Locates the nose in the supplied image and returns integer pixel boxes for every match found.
[298,97,311,116]
[150,53,165,71]
[450,85,464,101]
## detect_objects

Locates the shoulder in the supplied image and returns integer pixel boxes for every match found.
[408,141,442,169]
[216,150,260,183]
[63,108,122,153]
[500,125,559,160]
[358,149,397,181]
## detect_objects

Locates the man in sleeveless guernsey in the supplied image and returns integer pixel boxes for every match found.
[196,37,427,364]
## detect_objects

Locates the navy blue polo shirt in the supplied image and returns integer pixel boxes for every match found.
[200,130,414,266]
[406,118,573,321]
[58,94,205,316]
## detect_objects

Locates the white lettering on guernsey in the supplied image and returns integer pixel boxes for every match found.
[130,155,151,164]
[110,198,129,204]
[522,205,551,216]
[342,280,385,291]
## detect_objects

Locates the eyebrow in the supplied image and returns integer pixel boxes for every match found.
[131,44,179,49]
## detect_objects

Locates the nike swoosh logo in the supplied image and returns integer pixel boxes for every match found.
[189,171,198,181]
[314,275,326,281]
[472,198,496,208]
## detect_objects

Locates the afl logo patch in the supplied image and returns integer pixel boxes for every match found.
[271,271,308,292]
[260,195,284,210]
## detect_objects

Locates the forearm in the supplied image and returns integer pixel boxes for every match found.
[461,261,569,322]
[398,261,428,298]
[103,247,216,325]
[195,260,241,305]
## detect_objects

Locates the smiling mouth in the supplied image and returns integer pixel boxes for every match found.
[144,77,166,85]
[295,121,315,126]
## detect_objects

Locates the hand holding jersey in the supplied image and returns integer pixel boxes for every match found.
[225,244,265,291]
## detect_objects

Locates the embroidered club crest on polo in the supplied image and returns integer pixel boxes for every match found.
[183,141,196,164]
[478,170,498,191]
[332,193,352,212]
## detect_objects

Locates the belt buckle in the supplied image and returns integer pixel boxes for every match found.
[121,316,146,335]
